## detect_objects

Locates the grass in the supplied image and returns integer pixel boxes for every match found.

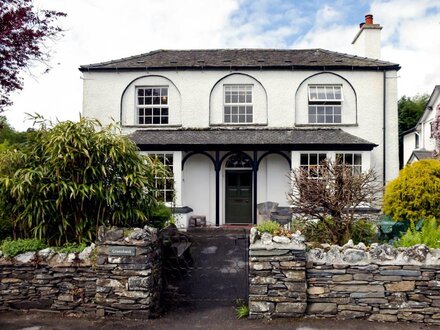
[235,299,249,319]
[0,238,46,258]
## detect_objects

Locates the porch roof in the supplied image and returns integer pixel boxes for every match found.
[129,128,377,151]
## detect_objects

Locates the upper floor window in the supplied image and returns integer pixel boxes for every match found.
[137,87,168,125]
[308,85,343,124]
[224,85,253,123]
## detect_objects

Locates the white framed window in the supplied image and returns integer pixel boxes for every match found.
[308,85,343,124]
[149,153,174,203]
[136,87,168,125]
[224,85,253,123]
[300,153,327,178]
[336,153,362,174]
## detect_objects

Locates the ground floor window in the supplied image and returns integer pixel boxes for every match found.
[149,153,174,203]
[336,153,362,174]
[300,153,327,178]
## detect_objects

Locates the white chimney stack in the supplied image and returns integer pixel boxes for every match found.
[352,14,382,59]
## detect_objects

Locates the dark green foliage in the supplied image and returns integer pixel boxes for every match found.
[148,203,172,230]
[378,215,410,242]
[0,116,168,245]
[57,242,87,254]
[0,238,45,258]
[398,94,429,134]
[350,219,378,245]
[396,217,440,248]
[235,299,249,319]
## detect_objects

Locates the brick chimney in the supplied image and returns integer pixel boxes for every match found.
[352,14,382,59]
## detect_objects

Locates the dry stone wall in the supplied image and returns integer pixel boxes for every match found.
[0,226,161,318]
[249,230,440,324]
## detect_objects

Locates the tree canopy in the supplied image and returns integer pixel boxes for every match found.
[0,0,65,111]
[398,94,429,134]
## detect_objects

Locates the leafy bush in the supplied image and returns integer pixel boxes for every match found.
[256,221,281,234]
[1,238,46,258]
[383,160,440,223]
[351,219,377,245]
[148,203,172,229]
[292,216,378,245]
[57,242,87,254]
[0,116,169,246]
[378,215,410,242]
[396,217,440,248]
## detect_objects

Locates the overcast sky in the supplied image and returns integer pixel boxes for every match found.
[5,0,440,130]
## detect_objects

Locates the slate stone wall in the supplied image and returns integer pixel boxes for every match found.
[249,240,440,324]
[0,226,161,318]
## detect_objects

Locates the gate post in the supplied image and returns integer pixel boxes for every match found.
[248,236,307,318]
[95,226,162,318]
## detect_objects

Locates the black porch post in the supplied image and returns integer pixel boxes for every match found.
[253,150,258,225]
[215,150,220,226]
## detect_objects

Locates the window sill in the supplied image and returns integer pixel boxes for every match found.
[123,124,182,128]
[295,123,358,127]
[210,123,268,127]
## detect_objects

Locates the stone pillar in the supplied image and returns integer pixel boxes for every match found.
[95,226,161,318]
[249,237,307,318]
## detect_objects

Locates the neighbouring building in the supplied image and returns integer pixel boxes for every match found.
[80,14,400,229]
[402,85,439,165]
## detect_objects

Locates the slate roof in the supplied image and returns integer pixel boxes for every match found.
[129,128,377,151]
[80,49,400,72]
[411,150,435,161]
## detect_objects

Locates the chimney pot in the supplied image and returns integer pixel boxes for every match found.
[365,14,373,25]
[359,22,365,28]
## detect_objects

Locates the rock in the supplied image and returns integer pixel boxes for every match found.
[380,269,421,277]
[342,239,354,249]
[250,227,258,244]
[105,228,124,241]
[368,313,397,322]
[370,244,398,261]
[249,285,268,295]
[307,303,337,315]
[354,242,367,250]
[342,249,367,263]
[284,271,305,281]
[250,262,271,270]
[38,248,55,260]
[273,236,291,244]
[128,276,151,291]
[250,276,277,285]
[307,287,325,295]
[276,302,306,313]
[385,281,415,292]
[339,310,366,319]
[261,232,273,245]
[58,294,74,302]
[14,252,36,263]
[332,284,384,293]
[326,246,342,263]
[333,274,353,281]
[401,244,430,262]
[249,301,274,313]
[79,243,96,260]
[96,278,124,288]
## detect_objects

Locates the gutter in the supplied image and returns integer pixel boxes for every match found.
[383,71,386,184]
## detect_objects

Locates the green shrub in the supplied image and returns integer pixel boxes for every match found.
[0,116,169,246]
[383,160,440,223]
[292,217,378,245]
[57,242,87,254]
[256,220,281,234]
[351,219,378,245]
[148,203,172,229]
[1,238,46,258]
[396,217,440,248]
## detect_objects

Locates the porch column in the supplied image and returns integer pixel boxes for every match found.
[215,150,220,226]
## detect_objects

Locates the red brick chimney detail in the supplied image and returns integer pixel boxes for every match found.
[365,14,373,25]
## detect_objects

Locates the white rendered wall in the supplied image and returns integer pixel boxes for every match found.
[82,67,399,185]
[403,132,416,165]
[352,27,382,59]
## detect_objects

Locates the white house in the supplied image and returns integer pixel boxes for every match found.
[80,15,399,229]
[402,85,439,165]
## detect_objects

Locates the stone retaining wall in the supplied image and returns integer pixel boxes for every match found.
[0,226,161,318]
[249,233,440,324]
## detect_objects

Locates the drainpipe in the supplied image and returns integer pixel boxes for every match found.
[383,70,386,185]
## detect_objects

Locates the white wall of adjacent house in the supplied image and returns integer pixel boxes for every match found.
[403,132,417,165]
[82,68,399,186]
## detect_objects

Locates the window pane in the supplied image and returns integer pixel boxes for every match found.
[247,115,253,122]
[139,108,144,116]
[334,115,341,123]
[162,117,169,124]
[309,106,316,114]
[146,97,152,105]
[153,97,160,104]
[309,114,316,123]
[239,91,245,103]
[146,108,152,116]
[153,88,160,96]
[139,117,144,124]
[138,89,144,96]
[325,106,333,115]
[300,154,308,166]
[153,117,160,124]
[317,87,326,99]
[334,106,341,115]
[162,108,169,116]
[246,106,252,114]
[224,106,231,115]
[246,94,252,103]
[334,87,342,99]
[310,154,317,165]
[239,115,245,122]
[231,114,238,122]
[317,106,325,115]
[325,115,333,123]
[354,154,362,165]
[232,106,238,115]
[319,154,326,163]
[145,117,152,124]
[161,96,168,104]
[224,115,231,123]
[161,88,168,96]
[345,154,353,165]
[231,94,238,103]
[326,87,335,100]
[317,115,325,123]
[153,108,160,116]
[225,94,231,103]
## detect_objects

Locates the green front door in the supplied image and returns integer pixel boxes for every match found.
[225,170,252,224]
